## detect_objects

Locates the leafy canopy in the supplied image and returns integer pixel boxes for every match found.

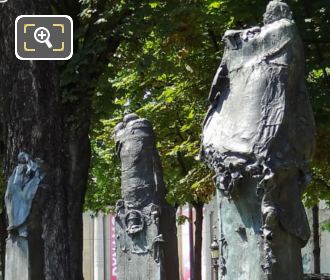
[80,0,330,213]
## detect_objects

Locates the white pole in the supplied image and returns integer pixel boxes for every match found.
[94,214,105,280]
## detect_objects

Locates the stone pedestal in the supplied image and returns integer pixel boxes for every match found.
[217,176,304,280]
[5,237,29,280]
[217,177,264,279]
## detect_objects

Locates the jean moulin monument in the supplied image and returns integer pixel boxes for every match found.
[5,152,45,280]
[114,113,179,280]
[201,1,315,279]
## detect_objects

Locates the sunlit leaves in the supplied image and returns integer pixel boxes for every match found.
[83,0,330,214]
[208,1,223,10]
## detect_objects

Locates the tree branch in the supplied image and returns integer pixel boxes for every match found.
[207,29,220,52]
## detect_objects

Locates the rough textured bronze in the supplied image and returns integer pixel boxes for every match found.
[114,114,179,280]
[201,1,315,279]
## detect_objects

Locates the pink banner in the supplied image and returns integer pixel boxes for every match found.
[181,207,191,280]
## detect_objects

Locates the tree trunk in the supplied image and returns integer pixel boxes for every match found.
[312,204,320,273]
[0,211,6,279]
[0,1,90,279]
[193,203,204,280]
[62,90,91,280]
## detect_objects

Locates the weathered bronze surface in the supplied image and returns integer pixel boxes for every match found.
[5,152,45,280]
[114,114,179,280]
[201,1,315,279]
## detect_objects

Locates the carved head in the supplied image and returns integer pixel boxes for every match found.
[115,199,125,216]
[123,113,139,124]
[125,210,144,235]
[263,0,293,24]
[114,113,154,158]
[17,152,30,164]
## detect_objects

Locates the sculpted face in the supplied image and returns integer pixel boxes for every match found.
[18,152,30,164]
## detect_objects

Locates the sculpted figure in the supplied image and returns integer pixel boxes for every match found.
[114,114,179,280]
[5,152,45,280]
[201,1,315,279]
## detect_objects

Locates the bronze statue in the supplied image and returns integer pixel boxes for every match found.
[5,152,45,280]
[201,1,315,279]
[114,114,179,280]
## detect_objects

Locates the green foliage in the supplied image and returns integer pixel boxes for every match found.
[84,119,122,212]
[177,214,190,226]
[88,0,227,209]
[321,222,330,232]
[75,0,330,212]
[304,166,330,208]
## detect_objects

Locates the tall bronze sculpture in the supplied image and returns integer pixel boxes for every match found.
[114,114,179,280]
[201,1,315,279]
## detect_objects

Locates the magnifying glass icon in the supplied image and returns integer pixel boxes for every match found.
[34,27,53,49]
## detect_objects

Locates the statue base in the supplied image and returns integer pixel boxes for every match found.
[217,177,304,280]
[5,237,29,280]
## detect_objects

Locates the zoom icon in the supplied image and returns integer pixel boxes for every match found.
[15,15,73,60]
[34,27,53,48]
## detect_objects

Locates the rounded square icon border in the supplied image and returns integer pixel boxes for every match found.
[15,15,73,61]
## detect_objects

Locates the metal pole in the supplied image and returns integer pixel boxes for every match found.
[211,260,214,280]
[212,260,219,280]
